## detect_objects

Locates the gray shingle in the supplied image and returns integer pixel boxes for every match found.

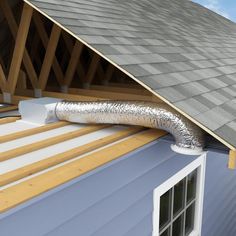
[27,0,236,147]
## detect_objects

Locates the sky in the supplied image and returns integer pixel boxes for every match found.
[192,0,236,22]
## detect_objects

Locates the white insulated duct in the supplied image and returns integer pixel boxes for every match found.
[55,100,205,155]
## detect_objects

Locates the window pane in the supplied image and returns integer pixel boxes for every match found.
[185,203,195,235]
[173,178,185,216]
[172,213,184,236]
[160,226,170,236]
[187,169,197,203]
[160,189,172,229]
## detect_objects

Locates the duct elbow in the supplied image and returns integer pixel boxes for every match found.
[55,100,205,155]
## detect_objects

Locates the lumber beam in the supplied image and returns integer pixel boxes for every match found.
[90,84,150,95]
[6,3,33,94]
[62,32,86,79]
[228,150,236,169]
[0,121,69,143]
[0,105,18,113]
[0,0,38,89]
[33,13,64,86]
[68,87,161,102]
[0,125,108,162]
[0,117,20,125]
[0,129,165,213]
[0,64,7,91]
[64,41,83,86]
[0,126,144,186]
[0,55,6,74]
[38,24,61,90]
[16,70,27,90]
[82,53,101,87]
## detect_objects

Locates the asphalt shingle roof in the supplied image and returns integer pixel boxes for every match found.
[25,0,236,149]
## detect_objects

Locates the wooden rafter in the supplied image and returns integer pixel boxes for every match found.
[90,84,149,94]
[0,55,6,74]
[38,24,61,90]
[0,125,108,162]
[30,31,41,63]
[83,53,100,85]
[33,13,64,86]
[64,41,83,86]
[62,32,85,79]
[0,64,7,91]
[62,32,116,87]
[0,128,164,213]
[62,32,86,79]
[0,126,143,187]
[6,3,33,94]
[228,150,236,169]
[16,70,27,90]
[0,0,38,89]
[68,88,161,102]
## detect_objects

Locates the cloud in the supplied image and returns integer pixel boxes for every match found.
[204,0,230,19]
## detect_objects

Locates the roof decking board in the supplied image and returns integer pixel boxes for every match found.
[24,0,236,149]
[0,106,165,212]
[0,125,165,213]
[0,124,129,175]
[0,126,144,186]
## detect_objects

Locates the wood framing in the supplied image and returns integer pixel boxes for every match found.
[0,125,108,162]
[0,128,165,213]
[0,105,18,112]
[228,150,236,169]
[64,41,84,86]
[33,13,64,86]
[0,0,38,89]
[90,85,149,95]
[0,64,7,91]
[38,24,61,90]
[62,31,86,80]
[16,70,27,89]
[0,117,20,125]
[0,121,69,143]
[0,56,7,75]
[6,3,33,94]
[82,53,101,86]
[20,0,236,151]
[0,126,145,187]
[68,87,161,102]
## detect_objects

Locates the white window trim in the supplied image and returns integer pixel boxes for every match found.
[152,152,207,236]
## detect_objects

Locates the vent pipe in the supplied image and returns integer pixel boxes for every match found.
[55,100,205,155]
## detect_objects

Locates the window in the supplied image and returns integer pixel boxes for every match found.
[153,154,206,236]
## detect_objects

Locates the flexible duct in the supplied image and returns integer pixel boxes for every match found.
[55,100,205,155]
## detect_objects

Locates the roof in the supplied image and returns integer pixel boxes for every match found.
[0,106,165,212]
[24,0,236,149]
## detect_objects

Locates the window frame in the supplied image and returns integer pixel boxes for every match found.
[152,153,206,236]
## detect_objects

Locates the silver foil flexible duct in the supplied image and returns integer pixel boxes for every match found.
[55,100,205,155]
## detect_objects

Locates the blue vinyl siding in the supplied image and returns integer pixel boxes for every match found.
[0,139,196,236]
[202,150,236,236]
[2,140,235,236]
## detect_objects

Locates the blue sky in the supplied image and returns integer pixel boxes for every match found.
[192,0,236,22]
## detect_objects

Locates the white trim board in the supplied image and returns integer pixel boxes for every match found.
[152,153,206,236]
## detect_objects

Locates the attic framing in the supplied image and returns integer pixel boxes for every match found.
[0,0,150,100]
[0,0,235,167]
